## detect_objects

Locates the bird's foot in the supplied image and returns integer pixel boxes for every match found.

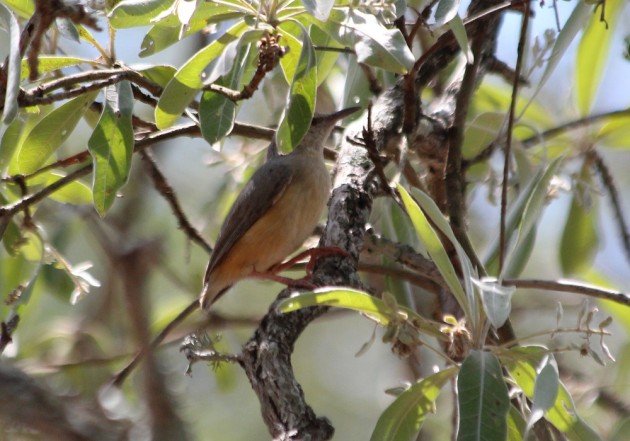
[250,271,316,290]
[269,246,350,275]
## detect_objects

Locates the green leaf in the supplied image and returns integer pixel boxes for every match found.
[559,161,598,275]
[301,0,334,21]
[0,116,23,173]
[278,287,393,325]
[0,0,33,18]
[513,158,563,250]
[88,82,134,216]
[575,0,624,115]
[44,171,92,205]
[276,24,317,152]
[434,0,460,27]
[0,2,21,124]
[529,361,559,427]
[502,225,536,278]
[457,350,510,441]
[462,112,505,159]
[21,56,96,80]
[311,24,341,86]
[503,346,602,441]
[155,20,249,129]
[506,406,526,441]
[109,0,174,28]
[597,114,630,149]
[525,2,592,112]
[370,368,457,441]
[485,158,562,277]
[308,9,414,74]
[398,185,470,318]
[134,64,177,87]
[473,278,515,329]
[200,42,251,145]
[278,21,303,84]
[16,92,98,174]
[449,14,473,64]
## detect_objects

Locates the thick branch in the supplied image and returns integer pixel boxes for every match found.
[0,362,129,440]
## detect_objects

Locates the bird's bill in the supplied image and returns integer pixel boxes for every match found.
[312,106,361,125]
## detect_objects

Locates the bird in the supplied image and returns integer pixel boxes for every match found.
[199,106,360,311]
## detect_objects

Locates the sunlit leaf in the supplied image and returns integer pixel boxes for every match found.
[16,92,99,174]
[0,117,24,173]
[370,368,457,441]
[20,56,96,80]
[503,346,602,441]
[109,0,175,28]
[301,0,334,21]
[596,114,630,149]
[507,405,526,441]
[88,82,134,216]
[473,278,515,328]
[278,287,393,325]
[276,23,317,152]
[575,0,624,115]
[462,112,505,159]
[155,20,249,129]
[311,24,342,86]
[308,9,414,74]
[278,21,303,84]
[44,171,92,205]
[457,350,510,441]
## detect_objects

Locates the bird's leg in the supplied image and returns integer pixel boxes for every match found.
[268,247,350,275]
[249,271,316,290]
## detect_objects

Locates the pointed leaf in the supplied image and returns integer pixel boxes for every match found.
[457,350,510,441]
[109,0,175,28]
[308,9,414,74]
[529,361,559,428]
[278,287,393,325]
[20,56,95,80]
[503,346,602,441]
[16,92,98,174]
[575,0,624,115]
[434,0,460,27]
[45,171,92,205]
[200,42,251,145]
[523,2,592,113]
[0,3,21,124]
[398,185,470,318]
[88,82,134,216]
[0,116,23,173]
[449,14,473,64]
[301,0,334,21]
[370,368,457,441]
[155,20,249,129]
[560,162,598,275]
[276,24,317,152]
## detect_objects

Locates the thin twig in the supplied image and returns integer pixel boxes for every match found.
[587,150,630,263]
[140,150,213,255]
[499,3,530,273]
[521,108,630,148]
[503,279,629,306]
[111,299,199,387]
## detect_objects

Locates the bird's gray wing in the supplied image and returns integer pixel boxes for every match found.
[204,158,293,279]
